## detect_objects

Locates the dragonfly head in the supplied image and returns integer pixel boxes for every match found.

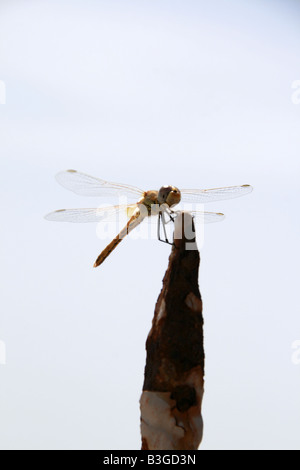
[158,185,181,207]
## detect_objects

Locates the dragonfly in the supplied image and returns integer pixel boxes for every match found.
[45,170,253,267]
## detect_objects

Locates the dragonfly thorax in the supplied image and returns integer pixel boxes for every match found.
[138,190,160,216]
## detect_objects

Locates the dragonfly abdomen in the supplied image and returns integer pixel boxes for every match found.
[93,212,145,267]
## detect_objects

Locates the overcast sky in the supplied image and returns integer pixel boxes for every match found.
[0,0,300,450]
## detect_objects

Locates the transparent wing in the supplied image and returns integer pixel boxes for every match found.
[55,170,144,200]
[189,211,225,224]
[180,185,253,203]
[44,204,137,223]
[144,210,226,226]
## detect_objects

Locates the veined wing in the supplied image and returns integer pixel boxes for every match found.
[180,185,253,203]
[55,170,144,200]
[44,204,137,223]
[189,211,225,224]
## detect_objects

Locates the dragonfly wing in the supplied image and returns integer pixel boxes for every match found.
[189,211,225,224]
[180,185,253,203]
[55,170,144,199]
[44,204,137,223]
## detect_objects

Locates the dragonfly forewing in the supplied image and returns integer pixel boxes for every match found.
[180,184,253,203]
[56,170,144,200]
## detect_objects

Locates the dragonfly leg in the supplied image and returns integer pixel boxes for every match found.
[164,208,177,224]
[158,212,174,245]
[157,213,167,243]
[161,212,169,243]
[168,209,176,223]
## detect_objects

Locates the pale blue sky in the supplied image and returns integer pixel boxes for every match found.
[0,0,299,450]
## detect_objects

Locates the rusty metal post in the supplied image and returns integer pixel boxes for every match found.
[140,212,204,450]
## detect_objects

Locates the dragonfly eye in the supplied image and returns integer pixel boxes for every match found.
[158,186,172,204]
